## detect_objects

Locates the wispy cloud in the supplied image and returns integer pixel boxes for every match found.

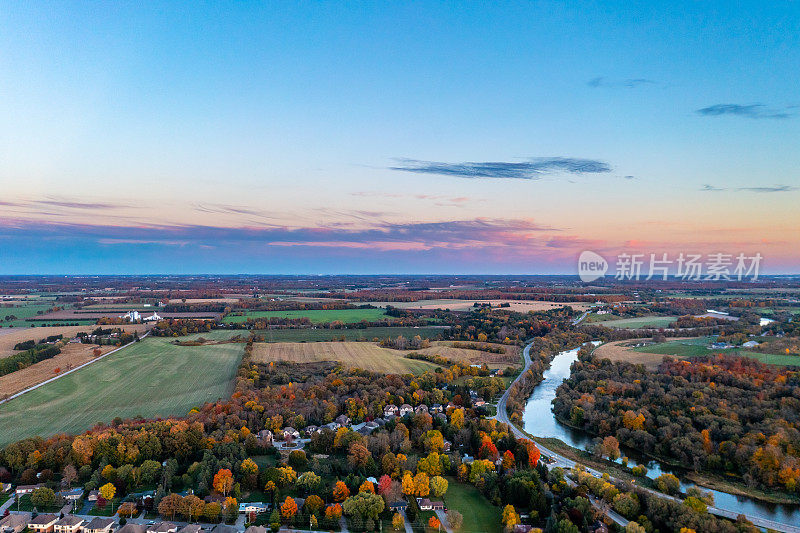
[701,184,797,193]
[351,192,479,207]
[696,104,793,120]
[36,199,125,209]
[587,77,656,89]
[390,157,612,180]
[738,185,798,193]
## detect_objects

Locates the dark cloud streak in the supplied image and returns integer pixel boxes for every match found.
[696,104,792,120]
[390,157,612,180]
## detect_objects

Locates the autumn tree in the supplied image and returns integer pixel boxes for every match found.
[501,504,520,530]
[430,476,448,497]
[213,468,234,496]
[280,496,298,521]
[392,512,404,531]
[332,480,350,502]
[158,493,184,520]
[182,494,204,521]
[413,472,430,497]
[304,494,324,515]
[359,480,375,493]
[99,482,116,501]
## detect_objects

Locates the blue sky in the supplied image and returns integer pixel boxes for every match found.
[1,2,798,274]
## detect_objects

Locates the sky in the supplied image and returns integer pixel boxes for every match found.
[0,1,798,274]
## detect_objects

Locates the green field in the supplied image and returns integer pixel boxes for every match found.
[0,336,245,446]
[223,308,388,324]
[444,477,501,532]
[255,326,446,342]
[593,315,677,329]
[0,301,59,327]
[634,336,800,367]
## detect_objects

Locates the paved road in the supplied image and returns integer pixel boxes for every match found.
[571,311,590,326]
[494,340,800,533]
[0,494,16,514]
[434,509,453,533]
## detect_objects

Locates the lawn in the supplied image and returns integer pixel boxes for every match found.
[444,477,501,532]
[224,308,388,324]
[593,316,677,329]
[254,326,447,343]
[0,336,245,446]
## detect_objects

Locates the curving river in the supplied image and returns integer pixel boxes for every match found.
[521,345,800,524]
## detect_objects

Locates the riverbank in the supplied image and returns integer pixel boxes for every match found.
[532,436,655,490]
[685,471,800,506]
[552,396,800,506]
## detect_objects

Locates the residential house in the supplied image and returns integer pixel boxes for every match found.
[255,430,272,446]
[281,427,300,440]
[28,514,59,533]
[442,440,452,452]
[15,483,44,496]
[0,512,31,533]
[742,340,760,348]
[83,518,115,533]
[322,422,340,432]
[430,403,443,414]
[116,525,146,533]
[304,425,319,436]
[335,414,351,427]
[399,404,413,416]
[209,525,237,533]
[383,404,399,417]
[244,527,269,533]
[416,498,445,511]
[87,490,100,502]
[473,398,486,407]
[414,404,429,414]
[53,516,85,533]
[57,488,83,502]
[388,501,407,511]
[238,502,270,514]
[146,523,177,533]
[176,526,202,533]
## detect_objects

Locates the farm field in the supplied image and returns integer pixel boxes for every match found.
[604,336,800,367]
[443,477,501,533]
[251,340,519,373]
[0,301,59,327]
[251,342,439,374]
[0,324,148,358]
[0,335,244,446]
[363,299,592,312]
[592,315,677,328]
[254,326,447,343]
[223,308,388,324]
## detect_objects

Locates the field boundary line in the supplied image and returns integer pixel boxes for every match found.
[0,331,150,406]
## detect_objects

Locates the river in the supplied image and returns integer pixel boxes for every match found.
[522,345,800,524]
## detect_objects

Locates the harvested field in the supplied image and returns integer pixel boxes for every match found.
[593,340,671,370]
[0,324,148,358]
[251,340,521,373]
[252,342,438,374]
[0,343,116,398]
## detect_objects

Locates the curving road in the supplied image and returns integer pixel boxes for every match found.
[494,340,800,533]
